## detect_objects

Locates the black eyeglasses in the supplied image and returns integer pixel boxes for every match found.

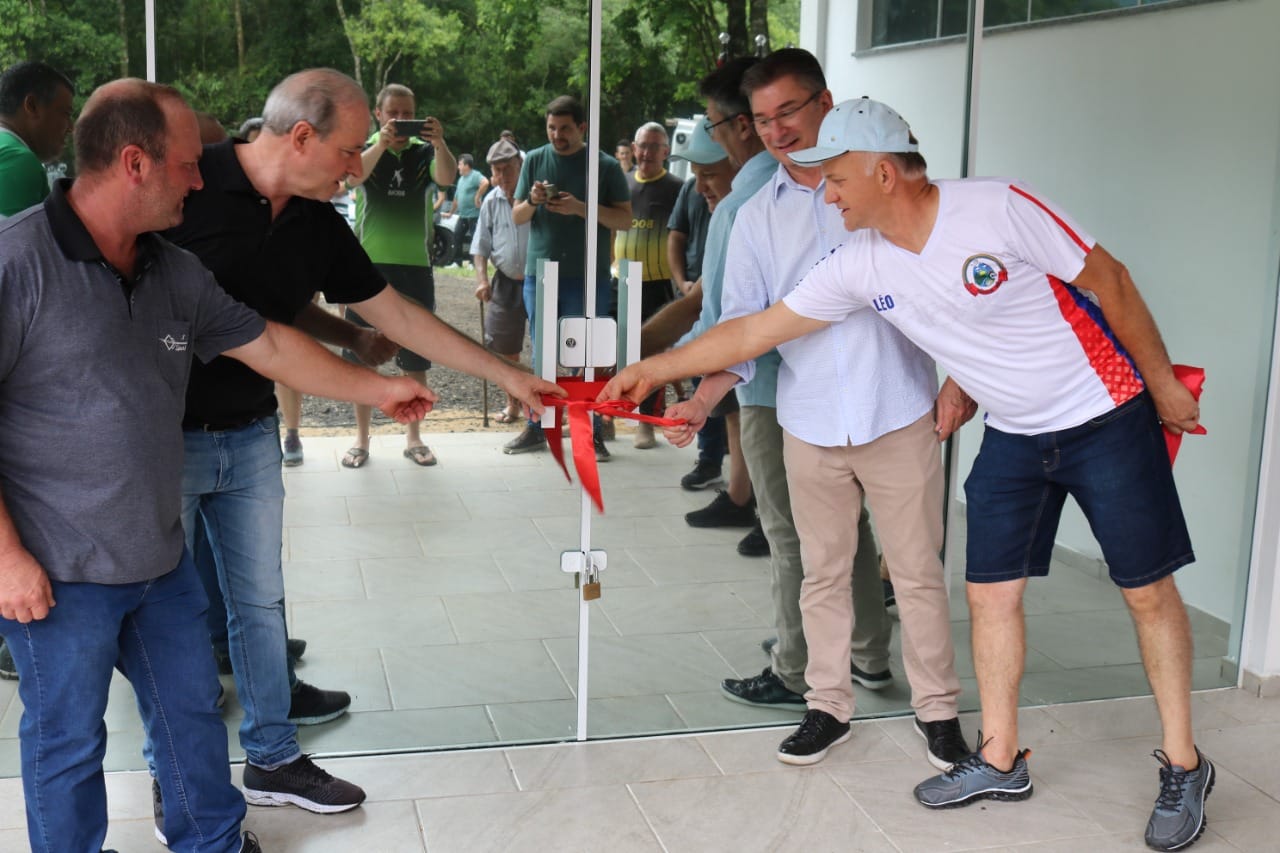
[702,113,743,135]
[751,90,822,132]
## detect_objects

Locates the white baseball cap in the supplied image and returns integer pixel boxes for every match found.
[671,119,728,165]
[790,98,918,166]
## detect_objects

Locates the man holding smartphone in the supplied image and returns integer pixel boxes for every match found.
[342,83,457,468]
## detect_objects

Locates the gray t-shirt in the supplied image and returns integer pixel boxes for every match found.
[0,186,266,584]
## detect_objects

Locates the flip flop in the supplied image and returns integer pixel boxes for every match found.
[340,447,370,469]
[403,445,437,466]
[494,410,520,424]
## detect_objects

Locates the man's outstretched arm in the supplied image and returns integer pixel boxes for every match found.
[602,300,827,403]
[224,321,435,423]
[346,287,566,415]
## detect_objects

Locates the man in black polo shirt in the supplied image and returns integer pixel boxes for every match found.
[165,67,563,816]
[0,78,432,853]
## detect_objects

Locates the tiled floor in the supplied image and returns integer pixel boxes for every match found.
[0,428,1236,778]
[1,690,1278,851]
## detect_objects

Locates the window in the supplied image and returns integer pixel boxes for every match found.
[869,0,1181,49]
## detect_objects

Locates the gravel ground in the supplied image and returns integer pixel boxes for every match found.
[299,265,533,437]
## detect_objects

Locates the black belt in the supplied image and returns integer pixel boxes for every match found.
[184,416,265,433]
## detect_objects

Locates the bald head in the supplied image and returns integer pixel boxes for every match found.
[74,78,188,175]
[261,68,368,139]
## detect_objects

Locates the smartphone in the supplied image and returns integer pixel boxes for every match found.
[542,182,558,198]
[393,119,427,137]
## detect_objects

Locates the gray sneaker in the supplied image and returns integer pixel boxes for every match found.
[913,738,1032,808]
[1145,747,1214,851]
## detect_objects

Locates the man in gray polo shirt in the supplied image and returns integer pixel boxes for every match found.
[0,79,432,853]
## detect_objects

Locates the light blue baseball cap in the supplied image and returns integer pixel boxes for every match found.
[790,97,918,166]
[671,119,728,165]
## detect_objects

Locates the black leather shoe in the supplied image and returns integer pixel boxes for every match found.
[915,715,971,771]
[737,521,770,557]
[685,490,756,528]
[777,709,851,765]
[720,667,806,708]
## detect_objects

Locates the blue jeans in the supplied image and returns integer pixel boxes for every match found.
[0,553,244,853]
[692,377,727,465]
[181,416,299,768]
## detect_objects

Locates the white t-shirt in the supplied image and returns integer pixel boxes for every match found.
[784,178,1144,435]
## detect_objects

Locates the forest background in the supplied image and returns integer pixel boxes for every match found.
[2,0,799,161]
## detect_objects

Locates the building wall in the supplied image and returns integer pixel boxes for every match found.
[801,0,1280,627]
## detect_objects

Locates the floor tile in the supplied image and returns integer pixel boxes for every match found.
[384,640,572,709]
[344,492,471,525]
[283,494,351,528]
[457,488,583,519]
[632,770,898,853]
[1027,609,1145,669]
[307,750,517,801]
[413,517,550,556]
[626,543,772,586]
[488,695,685,742]
[290,596,455,650]
[282,559,366,602]
[245,799,427,852]
[505,737,719,790]
[1194,721,1280,799]
[296,706,497,753]
[417,785,663,853]
[283,469,399,497]
[444,588,616,643]
[545,633,738,699]
[288,522,424,562]
[361,554,509,597]
[598,582,766,636]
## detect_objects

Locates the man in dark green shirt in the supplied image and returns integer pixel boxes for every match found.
[505,95,631,457]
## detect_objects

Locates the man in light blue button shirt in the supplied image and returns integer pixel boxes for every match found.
[608,49,968,771]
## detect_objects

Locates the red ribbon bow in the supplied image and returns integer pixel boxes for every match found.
[1164,365,1207,465]
[539,378,686,512]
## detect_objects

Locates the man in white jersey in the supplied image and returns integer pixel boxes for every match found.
[604,97,1210,853]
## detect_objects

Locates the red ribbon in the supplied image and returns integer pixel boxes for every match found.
[1164,364,1207,465]
[539,378,686,512]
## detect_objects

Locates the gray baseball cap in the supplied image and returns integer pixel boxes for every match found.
[790,98,918,166]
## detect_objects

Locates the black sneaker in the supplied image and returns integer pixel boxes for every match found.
[242,754,366,813]
[216,637,308,676]
[152,777,167,846]
[287,681,350,725]
[503,425,546,455]
[680,460,723,490]
[851,662,893,691]
[915,716,971,771]
[721,668,806,708]
[1145,747,1215,851]
[737,521,770,557]
[0,640,17,680]
[240,832,263,853]
[883,578,896,609]
[594,434,610,462]
[685,490,756,528]
[777,709,851,766]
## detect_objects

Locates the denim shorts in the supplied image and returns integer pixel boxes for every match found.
[963,392,1194,589]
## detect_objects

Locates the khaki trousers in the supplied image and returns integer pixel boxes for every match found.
[783,412,961,722]
[739,405,891,695]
